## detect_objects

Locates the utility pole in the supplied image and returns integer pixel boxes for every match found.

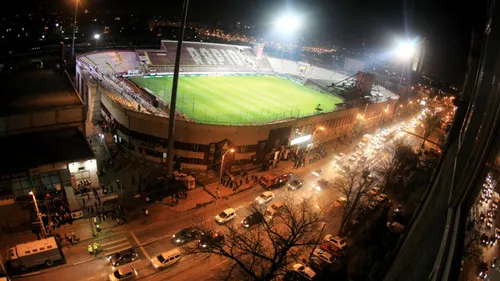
[29,191,47,238]
[71,0,79,62]
[167,0,189,179]
[308,222,326,261]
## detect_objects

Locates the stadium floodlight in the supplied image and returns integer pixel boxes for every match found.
[394,39,417,59]
[274,13,302,34]
[94,34,100,50]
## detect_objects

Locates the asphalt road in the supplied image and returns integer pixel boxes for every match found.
[16,116,424,281]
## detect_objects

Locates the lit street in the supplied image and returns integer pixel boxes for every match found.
[12,113,432,281]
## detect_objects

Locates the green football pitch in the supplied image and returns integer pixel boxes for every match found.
[130,75,343,125]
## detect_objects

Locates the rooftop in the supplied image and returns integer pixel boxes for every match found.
[0,69,82,116]
[0,128,93,174]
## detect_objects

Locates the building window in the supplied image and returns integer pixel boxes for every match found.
[192,144,200,151]
[240,146,247,153]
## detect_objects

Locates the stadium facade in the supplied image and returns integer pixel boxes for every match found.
[75,41,397,171]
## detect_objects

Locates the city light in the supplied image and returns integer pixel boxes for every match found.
[395,39,417,59]
[94,34,100,39]
[275,14,302,33]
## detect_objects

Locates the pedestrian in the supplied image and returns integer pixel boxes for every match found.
[239,179,243,186]
[97,196,101,205]
[95,201,99,209]
[82,197,86,207]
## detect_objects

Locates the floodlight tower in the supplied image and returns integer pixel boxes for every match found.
[274,12,302,63]
[166,0,190,179]
[394,39,417,93]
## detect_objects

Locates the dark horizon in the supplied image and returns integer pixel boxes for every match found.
[1,0,488,84]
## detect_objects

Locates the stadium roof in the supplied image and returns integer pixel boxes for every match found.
[0,128,93,174]
[0,69,82,116]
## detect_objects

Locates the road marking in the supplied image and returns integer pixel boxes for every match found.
[103,242,133,252]
[131,231,151,260]
[102,245,135,257]
[99,237,128,247]
[87,277,95,280]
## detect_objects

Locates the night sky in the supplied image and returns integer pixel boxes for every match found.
[6,0,488,84]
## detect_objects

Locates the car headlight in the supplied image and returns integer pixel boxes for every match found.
[172,234,175,238]
[153,264,158,268]
[176,239,181,243]
[218,219,223,222]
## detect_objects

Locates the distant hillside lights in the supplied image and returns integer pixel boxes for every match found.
[186,47,256,67]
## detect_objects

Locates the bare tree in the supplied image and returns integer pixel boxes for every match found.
[422,115,440,147]
[186,196,324,281]
[334,166,372,236]
[377,141,418,191]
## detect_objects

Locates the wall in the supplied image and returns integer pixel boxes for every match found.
[0,106,86,137]
[68,159,100,188]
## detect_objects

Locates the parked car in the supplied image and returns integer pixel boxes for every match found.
[333,197,347,207]
[487,218,494,229]
[309,255,326,271]
[241,212,264,228]
[312,248,335,264]
[376,193,388,203]
[255,191,274,204]
[108,249,139,267]
[319,242,344,258]
[108,266,137,281]
[172,227,201,244]
[292,263,316,280]
[323,234,347,250]
[215,208,236,224]
[369,187,381,197]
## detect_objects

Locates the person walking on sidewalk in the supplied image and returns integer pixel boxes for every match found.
[82,197,86,207]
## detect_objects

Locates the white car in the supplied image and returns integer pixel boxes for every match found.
[312,169,323,177]
[255,191,274,204]
[215,208,236,224]
[313,248,335,264]
[323,234,347,250]
[334,153,346,160]
[312,182,321,191]
[109,266,137,281]
[292,263,316,280]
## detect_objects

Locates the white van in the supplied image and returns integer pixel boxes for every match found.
[151,248,182,269]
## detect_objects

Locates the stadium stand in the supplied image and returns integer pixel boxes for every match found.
[79,51,140,75]
[267,57,397,101]
[138,41,273,74]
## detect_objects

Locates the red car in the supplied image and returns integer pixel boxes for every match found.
[319,242,344,258]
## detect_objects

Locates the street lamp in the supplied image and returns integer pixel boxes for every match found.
[216,148,234,199]
[307,126,325,154]
[29,191,47,238]
[71,0,79,62]
[94,34,100,50]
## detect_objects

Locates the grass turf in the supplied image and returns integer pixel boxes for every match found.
[130,75,343,125]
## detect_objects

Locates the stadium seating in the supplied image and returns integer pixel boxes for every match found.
[80,51,140,75]
[140,41,273,74]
